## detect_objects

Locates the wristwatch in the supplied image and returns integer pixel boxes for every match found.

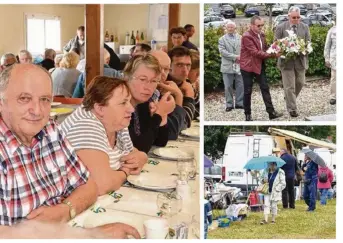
[62,199,76,220]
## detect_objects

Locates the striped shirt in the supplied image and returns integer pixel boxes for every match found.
[60,106,133,170]
[0,117,89,226]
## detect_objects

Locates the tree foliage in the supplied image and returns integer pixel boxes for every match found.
[204,24,331,92]
[204,126,336,160]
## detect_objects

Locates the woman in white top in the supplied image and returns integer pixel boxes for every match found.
[259,162,286,225]
[60,76,147,195]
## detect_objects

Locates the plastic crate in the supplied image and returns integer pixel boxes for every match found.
[218,216,231,228]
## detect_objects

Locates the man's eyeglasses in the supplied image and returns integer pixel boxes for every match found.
[292,16,301,20]
[132,76,160,85]
[255,24,264,28]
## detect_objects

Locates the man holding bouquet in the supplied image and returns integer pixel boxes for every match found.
[240,16,283,121]
[275,6,311,118]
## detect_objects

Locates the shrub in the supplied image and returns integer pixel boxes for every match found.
[204,24,332,92]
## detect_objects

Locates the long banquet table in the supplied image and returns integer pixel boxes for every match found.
[52,106,200,239]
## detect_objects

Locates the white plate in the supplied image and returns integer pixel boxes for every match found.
[51,102,62,107]
[181,127,199,138]
[153,147,194,161]
[128,173,177,190]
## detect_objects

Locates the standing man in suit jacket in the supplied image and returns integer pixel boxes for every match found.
[280,148,297,209]
[240,16,283,121]
[275,6,311,118]
[218,20,244,112]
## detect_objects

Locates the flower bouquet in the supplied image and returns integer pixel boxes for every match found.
[267,30,313,61]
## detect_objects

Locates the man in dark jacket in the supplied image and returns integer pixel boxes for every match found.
[303,155,319,211]
[280,149,297,209]
[38,49,56,71]
[151,50,186,140]
[167,47,195,128]
[240,15,282,121]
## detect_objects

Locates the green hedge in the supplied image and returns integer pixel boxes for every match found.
[204,24,331,92]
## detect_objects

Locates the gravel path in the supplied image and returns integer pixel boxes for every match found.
[204,79,336,121]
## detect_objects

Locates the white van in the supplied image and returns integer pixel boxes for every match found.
[221,132,275,189]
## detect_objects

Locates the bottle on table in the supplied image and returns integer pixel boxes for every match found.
[135,30,140,44]
[130,30,135,45]
[125,32,130,45]
[105,30,110,42]
[140,31,144,42]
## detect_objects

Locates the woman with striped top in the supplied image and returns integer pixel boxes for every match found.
[60,76,148,195]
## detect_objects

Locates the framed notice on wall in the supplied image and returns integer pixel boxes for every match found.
[148,4,169,42]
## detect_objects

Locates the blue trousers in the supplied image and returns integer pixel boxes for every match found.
[303,179,317,211]
[204,224,208,239]
[319,188,329,205]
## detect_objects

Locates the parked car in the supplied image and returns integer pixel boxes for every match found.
[306,12,334,26]
[220,4,236,18]
[204,15,225,24]
[272,14,310,30]
[204,16,227,29]
[205,20,227,29]
[204,164,223,183]
[244,6,259,17]
[266,4,283,16]
[292,4,308,15]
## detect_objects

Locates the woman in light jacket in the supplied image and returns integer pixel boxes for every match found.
[260,162,286,225]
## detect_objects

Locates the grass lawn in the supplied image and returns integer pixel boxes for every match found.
[208,199,336,239]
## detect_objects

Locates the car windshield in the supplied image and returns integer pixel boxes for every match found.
[222,6,233,10]
[320,4,331,8]
[248,7,258,10]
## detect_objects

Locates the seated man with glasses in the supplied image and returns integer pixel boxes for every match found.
[124,54,176,153]
[151,50,187,140]
[275,6,311,118]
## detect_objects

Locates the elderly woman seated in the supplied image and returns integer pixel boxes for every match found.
[124,54,176,153]
[18,50,33,64]
[0,53,17,71]
[60,76,147,195]
[51,51,81,97]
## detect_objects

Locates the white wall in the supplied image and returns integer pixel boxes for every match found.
[104,4,199,46]
[0,3,200,56]
[0,4,84,56]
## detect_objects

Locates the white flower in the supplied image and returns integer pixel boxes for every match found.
[281,55,286,59]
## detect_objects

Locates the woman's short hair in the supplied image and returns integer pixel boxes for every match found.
[123,53,161,79]
[60,52,80,69]
[18,50,32,60]
[83,76,130,111]
[54,54,63,66]
[190,50,200,70]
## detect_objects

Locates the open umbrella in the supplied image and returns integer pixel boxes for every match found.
[244,156,286,170]
[204,155,214,168]
[301,148,326,167]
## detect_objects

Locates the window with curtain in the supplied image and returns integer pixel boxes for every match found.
[25,13,61,55]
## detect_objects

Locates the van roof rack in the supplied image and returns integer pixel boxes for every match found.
[229,128,269,135]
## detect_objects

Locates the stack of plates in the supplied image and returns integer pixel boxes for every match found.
[180,127,199,140]
[51,102,62,107]
[152,147,194,161]
[128,173,178,190]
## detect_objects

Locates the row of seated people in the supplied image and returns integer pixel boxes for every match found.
[0,46,199,237]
